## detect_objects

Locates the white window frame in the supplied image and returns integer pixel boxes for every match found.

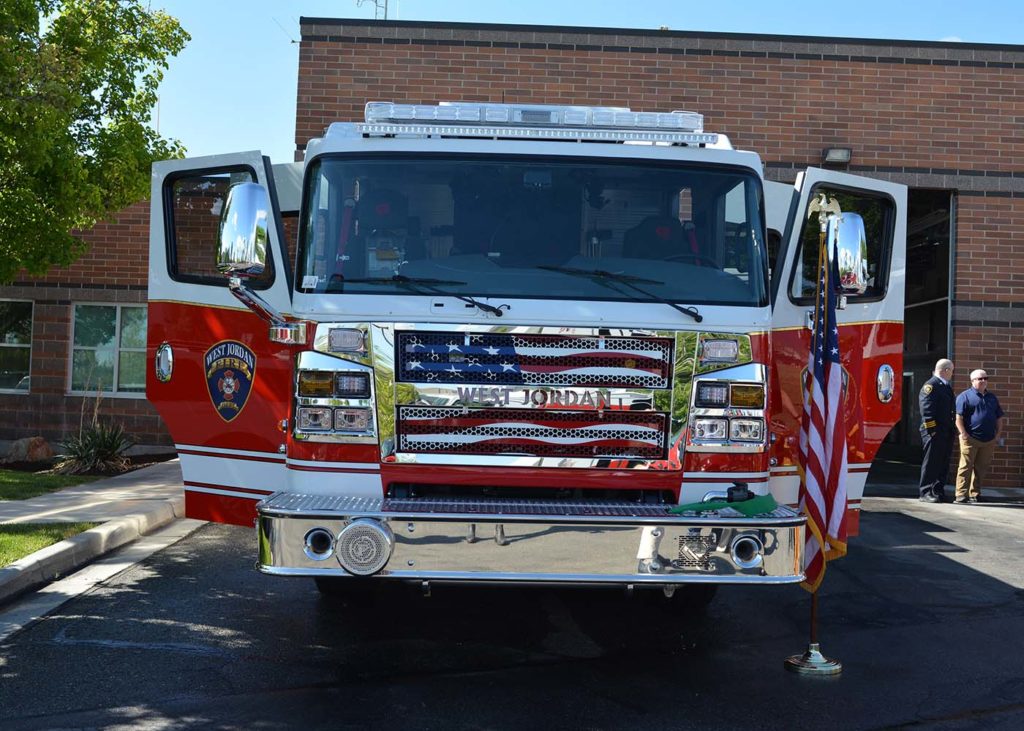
[67,302,147,399]
[0,298,33,395]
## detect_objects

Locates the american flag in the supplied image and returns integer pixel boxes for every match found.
[396,333,672,388]
[798,234,849,592]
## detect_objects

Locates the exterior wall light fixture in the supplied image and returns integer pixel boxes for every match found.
[822,147,852,167]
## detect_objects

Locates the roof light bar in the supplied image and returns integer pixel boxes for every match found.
[366,101,704,132]
[361,102,718,145]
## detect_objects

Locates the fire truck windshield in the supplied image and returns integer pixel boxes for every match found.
[297,155,768,307]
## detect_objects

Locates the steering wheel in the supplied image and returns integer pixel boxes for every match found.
[665,252,716,267]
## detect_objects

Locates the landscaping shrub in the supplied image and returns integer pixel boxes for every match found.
[55,423,133,475]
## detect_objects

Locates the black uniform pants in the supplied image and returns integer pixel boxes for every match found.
[919,430,953,497]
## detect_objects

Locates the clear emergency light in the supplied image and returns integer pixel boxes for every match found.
[358,101,721,146]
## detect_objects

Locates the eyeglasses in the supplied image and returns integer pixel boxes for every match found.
[973,377,989,381]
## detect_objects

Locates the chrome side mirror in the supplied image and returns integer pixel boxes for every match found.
[828,212,869,296]
[217,182,269,278]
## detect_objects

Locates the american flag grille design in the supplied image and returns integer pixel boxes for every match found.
[396,332,673,388]
[397,407,668,459]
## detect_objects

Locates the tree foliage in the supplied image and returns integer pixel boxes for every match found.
[0,0,189,284]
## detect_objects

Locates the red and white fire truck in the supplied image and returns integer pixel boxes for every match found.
[147,102,904,603]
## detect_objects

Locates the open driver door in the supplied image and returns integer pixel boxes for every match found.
[146,152,295,526]
[765,167,907,532]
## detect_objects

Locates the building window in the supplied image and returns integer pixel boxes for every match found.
[0,300,32,393]
[69,304,147,397]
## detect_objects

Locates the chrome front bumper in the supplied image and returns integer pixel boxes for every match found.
[256,494,805,585]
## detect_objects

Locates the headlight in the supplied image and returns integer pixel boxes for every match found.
[335,408,372,432]
[730,384,765,409]
[695,382,729,407]
[297,407,333,430]
[729,418,764,442]
[693,418,728,440]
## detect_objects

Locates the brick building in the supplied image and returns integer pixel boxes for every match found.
[2,18,1021,484]
[0,201,165,445]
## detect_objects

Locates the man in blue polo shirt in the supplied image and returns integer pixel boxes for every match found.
[954,369,1005,503]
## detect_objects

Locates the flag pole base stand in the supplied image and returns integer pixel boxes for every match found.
[784,643,843,676]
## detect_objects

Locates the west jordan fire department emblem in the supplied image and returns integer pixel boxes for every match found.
[204,340,257,422]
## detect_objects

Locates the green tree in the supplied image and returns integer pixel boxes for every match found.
[0,0,189,284]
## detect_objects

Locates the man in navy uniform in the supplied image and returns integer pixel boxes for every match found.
[954,369,1005,503]
[919,359,956,503]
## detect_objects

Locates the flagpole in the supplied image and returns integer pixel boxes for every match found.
[784,194,843,676]
[810,588,818,645]
[785,590,842,675]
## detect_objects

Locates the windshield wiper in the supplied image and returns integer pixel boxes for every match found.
[536,266,702,323]
[330,275,508,317]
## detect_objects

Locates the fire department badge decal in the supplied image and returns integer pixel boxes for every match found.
[204,340,257,422]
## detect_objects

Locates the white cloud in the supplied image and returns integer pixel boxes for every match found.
[939,35,964,42]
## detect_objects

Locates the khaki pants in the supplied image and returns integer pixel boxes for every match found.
[955,436,998,500]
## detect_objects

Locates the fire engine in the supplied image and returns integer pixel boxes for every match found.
[147,102,905,604]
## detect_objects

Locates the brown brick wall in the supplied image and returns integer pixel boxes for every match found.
[295,20,1024,485]
[0,201,171,447]
[951,194,1024,486]
[170,183,227,279]
[26,200,152,289]
[295,24,1024,173]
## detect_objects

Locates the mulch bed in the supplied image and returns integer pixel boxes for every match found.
[0,452,178,478]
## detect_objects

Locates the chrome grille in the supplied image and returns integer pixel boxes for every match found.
[384,497,673,517]
[396,406,667,459]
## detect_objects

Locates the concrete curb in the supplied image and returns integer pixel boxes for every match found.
[0,495,185,606]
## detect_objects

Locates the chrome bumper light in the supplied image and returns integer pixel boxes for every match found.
[336,519,394,576]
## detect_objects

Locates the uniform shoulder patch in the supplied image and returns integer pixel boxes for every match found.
[922,384,933,395]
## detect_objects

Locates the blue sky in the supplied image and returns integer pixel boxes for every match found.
[152,0,1024,164]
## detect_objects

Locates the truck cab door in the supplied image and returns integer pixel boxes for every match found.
[765,168,907,521]
[147,152,295,524]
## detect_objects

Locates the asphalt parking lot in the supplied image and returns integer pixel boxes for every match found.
[1,474,1023,730]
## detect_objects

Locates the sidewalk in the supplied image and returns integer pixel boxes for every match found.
[0,459,187,605]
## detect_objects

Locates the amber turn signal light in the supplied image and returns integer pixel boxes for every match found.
[297,370,334,397]
[730,384,765,408]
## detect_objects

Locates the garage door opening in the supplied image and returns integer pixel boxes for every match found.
[877,189,953,469]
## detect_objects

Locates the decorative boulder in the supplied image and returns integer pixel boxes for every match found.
[3,436,55,464]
